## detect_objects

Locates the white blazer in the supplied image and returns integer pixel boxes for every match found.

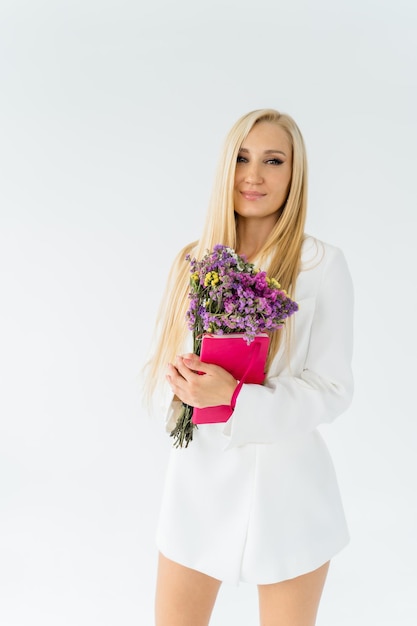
[156,236,354,585]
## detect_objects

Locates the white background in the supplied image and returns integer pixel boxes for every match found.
[1,0,416,624]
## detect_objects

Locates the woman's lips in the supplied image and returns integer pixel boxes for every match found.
[240,191,265,200]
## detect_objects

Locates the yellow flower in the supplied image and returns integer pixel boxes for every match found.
[204,271,220,287]
[266,276,281,289]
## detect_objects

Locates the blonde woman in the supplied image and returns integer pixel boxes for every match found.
[145,109,353,626]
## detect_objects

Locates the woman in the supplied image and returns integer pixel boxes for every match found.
[145,109,353,626]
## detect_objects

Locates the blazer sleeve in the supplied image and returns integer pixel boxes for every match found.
[222,246,354,448]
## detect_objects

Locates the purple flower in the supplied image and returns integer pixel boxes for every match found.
[185,245,299,350]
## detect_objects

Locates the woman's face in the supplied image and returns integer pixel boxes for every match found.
[233,121,293,224]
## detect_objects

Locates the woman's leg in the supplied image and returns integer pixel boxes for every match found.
[257,561,330,626]
[155,552,222,626]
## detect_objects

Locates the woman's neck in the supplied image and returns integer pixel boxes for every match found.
[235,216,277,261]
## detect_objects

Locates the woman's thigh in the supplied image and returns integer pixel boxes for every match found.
[155,552,222,626]
[257,561,330,626]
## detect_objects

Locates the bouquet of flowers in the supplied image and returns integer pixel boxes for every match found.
[170,244,299,448]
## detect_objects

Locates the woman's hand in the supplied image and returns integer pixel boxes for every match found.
[166,353,238,408]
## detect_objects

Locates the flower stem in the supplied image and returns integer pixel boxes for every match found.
[169,403,196,448]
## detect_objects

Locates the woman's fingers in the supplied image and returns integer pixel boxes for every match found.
[166,359,198,401]
[180,353,215,376]
[174,355,200,380]
[166,355,237,407]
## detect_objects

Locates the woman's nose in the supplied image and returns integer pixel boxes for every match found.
[245,163,263,184]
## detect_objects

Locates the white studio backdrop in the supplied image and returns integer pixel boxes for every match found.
[0,0,416,624]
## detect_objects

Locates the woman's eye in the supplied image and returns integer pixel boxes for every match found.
[236,155,248,163]
[266,158,284,165]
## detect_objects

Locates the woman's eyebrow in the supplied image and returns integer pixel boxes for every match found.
[238,147,287,157]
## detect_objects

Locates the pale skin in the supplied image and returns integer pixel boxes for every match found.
[160,122,330,625]
[156,554,329,626]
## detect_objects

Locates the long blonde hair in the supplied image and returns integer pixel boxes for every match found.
[144,108,308,402]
